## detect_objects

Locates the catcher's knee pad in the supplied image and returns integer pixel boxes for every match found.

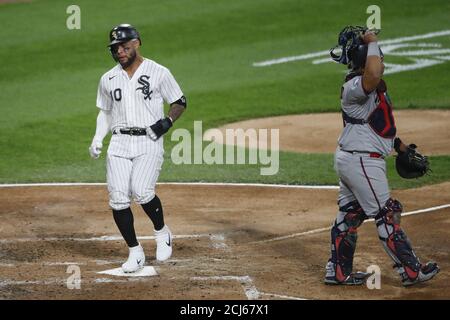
[375,198,421,279]
[329,201,367,281]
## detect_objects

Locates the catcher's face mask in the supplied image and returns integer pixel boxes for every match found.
[330,25,381,68]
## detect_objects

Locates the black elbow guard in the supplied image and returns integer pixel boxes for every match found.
[171,95,187,108]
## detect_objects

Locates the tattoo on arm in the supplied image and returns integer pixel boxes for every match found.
[168,104,185,123]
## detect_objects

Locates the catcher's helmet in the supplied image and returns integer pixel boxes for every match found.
[330,25,383,70]
[348,43,369,70]
[108,24,141,47]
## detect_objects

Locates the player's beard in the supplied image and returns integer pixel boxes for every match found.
[120,49,137,69]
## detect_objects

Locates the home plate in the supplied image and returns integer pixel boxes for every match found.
[97,266,158,277]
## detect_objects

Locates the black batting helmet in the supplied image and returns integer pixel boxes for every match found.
[108,24,141,47]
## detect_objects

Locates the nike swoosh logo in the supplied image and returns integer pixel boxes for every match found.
[109,75,116,80]
[136,259,141,265]
[166,238,171,246]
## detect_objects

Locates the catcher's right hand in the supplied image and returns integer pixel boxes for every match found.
[395,140,430,179]
[89,140,102,159]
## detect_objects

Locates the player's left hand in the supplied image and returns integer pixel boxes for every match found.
[395,140,430,179]
[147,117,173,141]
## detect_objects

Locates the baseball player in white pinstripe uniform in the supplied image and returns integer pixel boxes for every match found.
[89,24,187,273]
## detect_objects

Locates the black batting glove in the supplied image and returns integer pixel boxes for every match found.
[146,117,173,141]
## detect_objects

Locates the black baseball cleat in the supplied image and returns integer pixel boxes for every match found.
[399,262,440,287]
[324,271,373,286]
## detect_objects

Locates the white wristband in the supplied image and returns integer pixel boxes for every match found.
[367,42,381,57]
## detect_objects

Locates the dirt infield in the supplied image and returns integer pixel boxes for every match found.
[208,110,450,155]
[0,183,449,300]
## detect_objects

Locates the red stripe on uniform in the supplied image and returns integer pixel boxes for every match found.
[359,157,381,211]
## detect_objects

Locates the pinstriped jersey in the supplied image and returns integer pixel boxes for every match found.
[96,58,183,132]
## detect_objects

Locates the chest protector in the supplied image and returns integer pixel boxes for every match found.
[342,79,396,139]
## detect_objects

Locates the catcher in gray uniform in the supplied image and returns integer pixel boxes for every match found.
[324,26,439,286]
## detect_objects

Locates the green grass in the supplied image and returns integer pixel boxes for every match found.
[0,0,449,188]
[163,148,450,190]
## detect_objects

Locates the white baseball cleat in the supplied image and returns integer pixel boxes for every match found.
[154,225,172,262]
[122,244,145,273]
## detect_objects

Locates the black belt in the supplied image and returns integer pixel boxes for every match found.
[342,111,367,125]
[113,128,147,136]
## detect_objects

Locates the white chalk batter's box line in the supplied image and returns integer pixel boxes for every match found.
[0,257,223,268]
[190,275,308,300]
[251,203,450,244]
[0,273,308,300]
[0,233,226,244]
[0,260,129,267]
[0,182,339,189]
[0,276,154,288]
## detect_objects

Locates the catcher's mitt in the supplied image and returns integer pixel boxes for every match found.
[395,143,430,179]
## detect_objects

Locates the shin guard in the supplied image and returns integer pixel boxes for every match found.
[375,198,421,280]
[329,201,367,281]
